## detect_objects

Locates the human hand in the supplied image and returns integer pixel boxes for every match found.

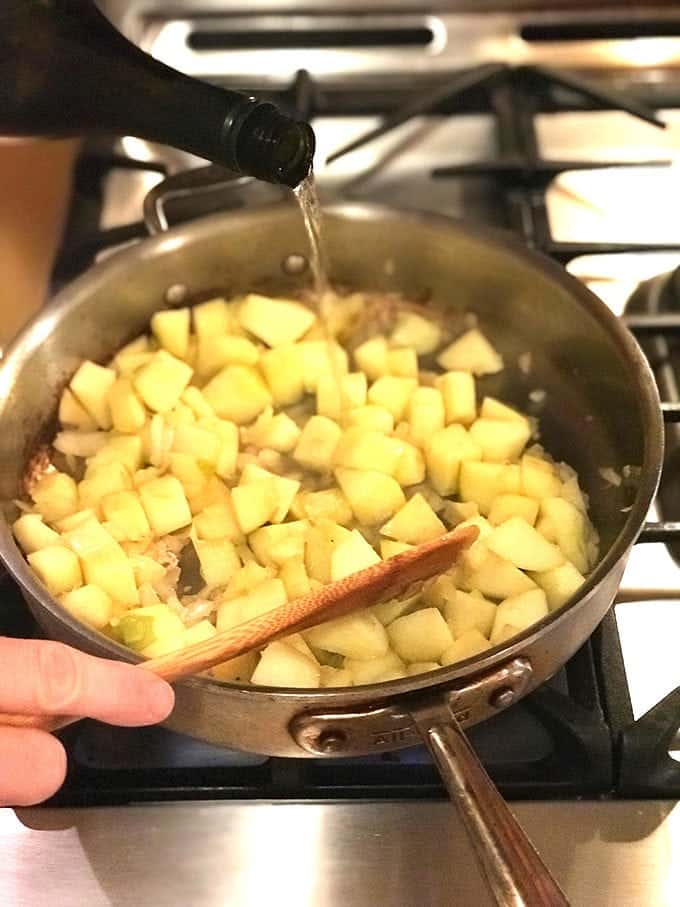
[0,637,174,806]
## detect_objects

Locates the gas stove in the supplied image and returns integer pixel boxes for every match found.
[18,2,680,806]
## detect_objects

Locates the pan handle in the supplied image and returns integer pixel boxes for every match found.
[411,705,569,907]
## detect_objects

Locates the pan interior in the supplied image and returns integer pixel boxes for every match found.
[0,204,655,665]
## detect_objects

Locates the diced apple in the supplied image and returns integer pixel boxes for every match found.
[114,351,154,377]
[13,514,62,554]
[387,608,454,662]
[250,521,310,567]
[441,500,479,527]
[469,418,531,463]
[59,584,113,630]
[394,442,426,487]
[344,651,406,685]
[251,641,321,688]
[31,472,79,522]
[27,546,82,597]
[118,605,186,655]
[422,573,457,610]
[138,475,192,536]
[55,509,97,533]
[202,365,272,424]
[301,488,353,527]
[304,522,353,584]
[520,454,561,499]
[354,335,389,380]
[100,491,151,542]
[133,350,193,414]
[282,633,317,662]
[89,436,143,474]
[293,415,342,473]
[437,371,477,426]
[244,410,300,453]
[440,629,491,665]
[128,554,165,587]
[107,377,147,434]
[425,424,482,496]
[488,494,539,527]
[462,547,537,600]
[387,347,418,378]
[444,589,496,639]
[319,665,354,687]
[331,529,381,581]
[459,461,521,515]
[486,517,564,572]
[260,344,305,405]
[151,308,190,359]
[437,329,503,376]
[237,294,316,347]
[490,588,548,644]
[190,537,240,587]
[372,591,421,626]
[381,493,446,545]
[231,481,279,534]
[225,562,276,598]
[539,497,592,573]
[304,610,389,660]
[380,539,414,559]
[334,427,405,475]
[183,620,217,647]
[279,556,311,600]
[317,372,368,419]
[237,578,288,622]
[211,652,258,683]
[480,397,526,422]
[196,335,260,379]
[63,519,135,596]
[192,298,232,339]
[530,561,585,610]
[240,464,300,523]
[70,360,117,429]
[299,339,349,391]
[58,387,97,430]
[346,404,395,433]
[408,387,445,447]
[168,454,207,504]
[82,549,138,607]
[171,423,221,467]
[390,311,442,354]
[181,387,215,419]
[367,376,418,421]
[335,468,405,526]
[193,498,242,541]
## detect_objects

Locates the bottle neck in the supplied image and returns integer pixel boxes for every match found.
[0,0,314,187]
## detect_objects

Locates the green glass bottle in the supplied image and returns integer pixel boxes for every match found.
[0,0,315,187]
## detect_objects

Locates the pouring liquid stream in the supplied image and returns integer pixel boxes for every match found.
[293,172,347,403]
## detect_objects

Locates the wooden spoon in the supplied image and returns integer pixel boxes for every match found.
[0,525,477,733]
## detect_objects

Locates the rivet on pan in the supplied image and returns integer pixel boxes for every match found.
[490,687,517,710]
[282,254,309,275]
[165,284,188,305]
[316,729,347,754]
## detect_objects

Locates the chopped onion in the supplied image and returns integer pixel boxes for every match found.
[53,430,109,458]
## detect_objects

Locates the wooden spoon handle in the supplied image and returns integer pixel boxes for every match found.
[0,525,477,732]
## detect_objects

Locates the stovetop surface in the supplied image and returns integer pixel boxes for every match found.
[17,9,680,805]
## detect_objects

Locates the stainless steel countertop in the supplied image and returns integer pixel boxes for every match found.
[3,800,680,906]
